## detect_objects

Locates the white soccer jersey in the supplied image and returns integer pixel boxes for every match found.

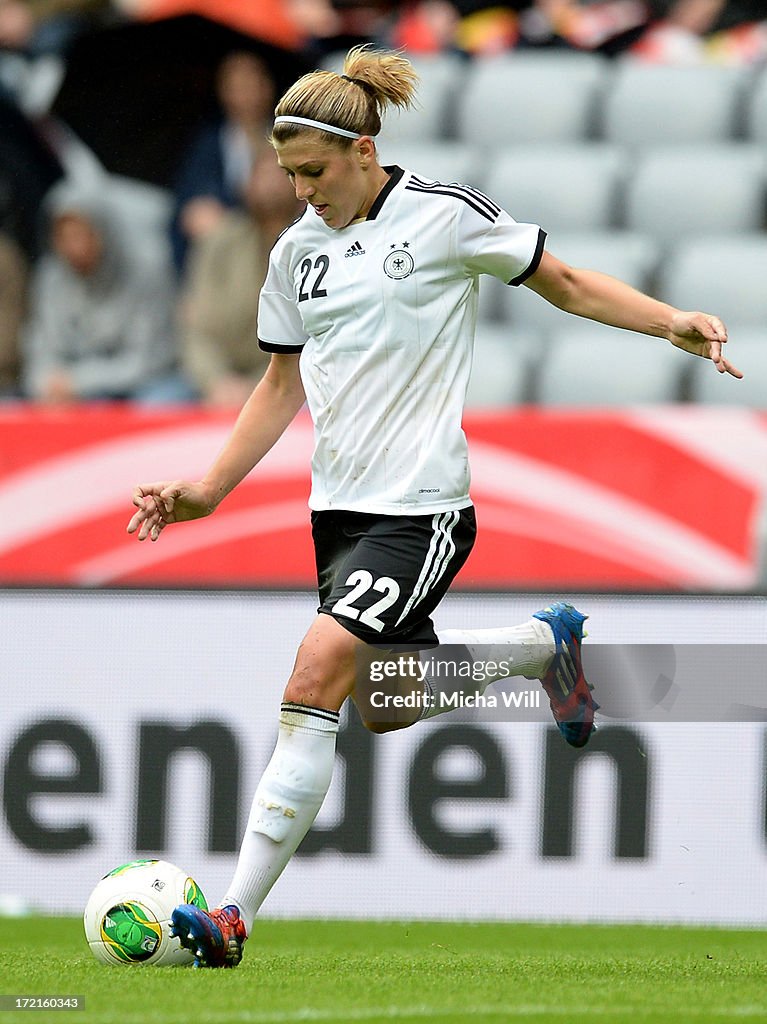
[258,166,545,515]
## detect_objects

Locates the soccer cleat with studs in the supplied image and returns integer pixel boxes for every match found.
[169,904,247,968]
[533,602,598,748]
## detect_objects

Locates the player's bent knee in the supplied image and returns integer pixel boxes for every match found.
[283,613,363,710]
[283,674,340,708]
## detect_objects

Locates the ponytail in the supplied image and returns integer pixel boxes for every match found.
[272,45,419,146]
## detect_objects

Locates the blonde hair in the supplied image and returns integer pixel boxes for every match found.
[272,45,419,147]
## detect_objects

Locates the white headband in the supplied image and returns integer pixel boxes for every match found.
[273,115,376,140]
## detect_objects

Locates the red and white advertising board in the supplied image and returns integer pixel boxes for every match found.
[1,405,765,589]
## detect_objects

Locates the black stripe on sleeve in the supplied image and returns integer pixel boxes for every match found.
[507,228,547,287]
[463,185,501,218]
[410,175,501,219]
[405,184,497,223]
[259,339,305,353]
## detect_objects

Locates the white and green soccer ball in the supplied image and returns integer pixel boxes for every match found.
[83,859,208,966]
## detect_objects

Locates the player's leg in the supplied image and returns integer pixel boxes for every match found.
[347,612,559,733]
[321,507,588,739]
[353,613,565,733]
[422,603,598,748]
[175,514,390,964]
[322,508,595,742]
[356,614,597,748]
[171,612,364,967]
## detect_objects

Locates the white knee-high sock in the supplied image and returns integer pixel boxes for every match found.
[220,702,339,932]
[421,619,555,719]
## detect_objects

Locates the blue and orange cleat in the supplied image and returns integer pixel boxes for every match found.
[533,602,598,748]
[170,904,247,968]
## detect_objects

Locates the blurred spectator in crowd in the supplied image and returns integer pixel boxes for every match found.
[392,0,649,55]
[0,94,62,259]
[634,0,767,63]
[0,0,112,56]
[122,0,309,51]
[170,50,275,275]
[388,1,460,53]
[180,150,302,408]
[0,229,27,398]
[23,182,195,403]
[123,0,399,56]
[298,0,403,57]
[0,2,111,132]
[391,0,766,59]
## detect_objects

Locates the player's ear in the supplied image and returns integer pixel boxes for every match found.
[356,136,377,168]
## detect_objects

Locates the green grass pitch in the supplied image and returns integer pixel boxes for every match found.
[1,917,765,1023]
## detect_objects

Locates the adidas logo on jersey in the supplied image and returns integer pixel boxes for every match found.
[344,241,365,258]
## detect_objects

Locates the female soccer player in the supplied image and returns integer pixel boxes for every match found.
[127,46,740,967]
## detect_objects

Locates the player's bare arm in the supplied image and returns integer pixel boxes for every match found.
[525,251,743,379]
[127,353,305,541]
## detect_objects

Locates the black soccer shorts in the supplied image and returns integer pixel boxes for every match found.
[311,506,477,648]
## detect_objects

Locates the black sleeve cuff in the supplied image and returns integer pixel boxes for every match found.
[507,228,547,287]
[258,339,305,353]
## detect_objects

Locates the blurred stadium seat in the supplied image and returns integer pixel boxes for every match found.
[624,145,766,242]
[376,140,481,187]
[660,235,767,326]
[745,66,767,143]
[601,64,748,146]
[478,273,507,323]
[536,325,688,406]
[317,51,348,74]
[456,53,606,147]
[378,53,467,142]
[467,324,538,407]
[483,144,626,232]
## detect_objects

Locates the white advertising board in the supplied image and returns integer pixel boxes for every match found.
[1,590,766,925]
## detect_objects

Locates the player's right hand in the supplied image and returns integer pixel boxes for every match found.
[127,481,216,542]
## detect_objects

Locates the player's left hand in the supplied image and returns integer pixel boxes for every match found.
[668,311,743,378]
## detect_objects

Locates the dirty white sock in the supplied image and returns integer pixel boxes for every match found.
[220,702,339,932]
[420,619,555,719]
